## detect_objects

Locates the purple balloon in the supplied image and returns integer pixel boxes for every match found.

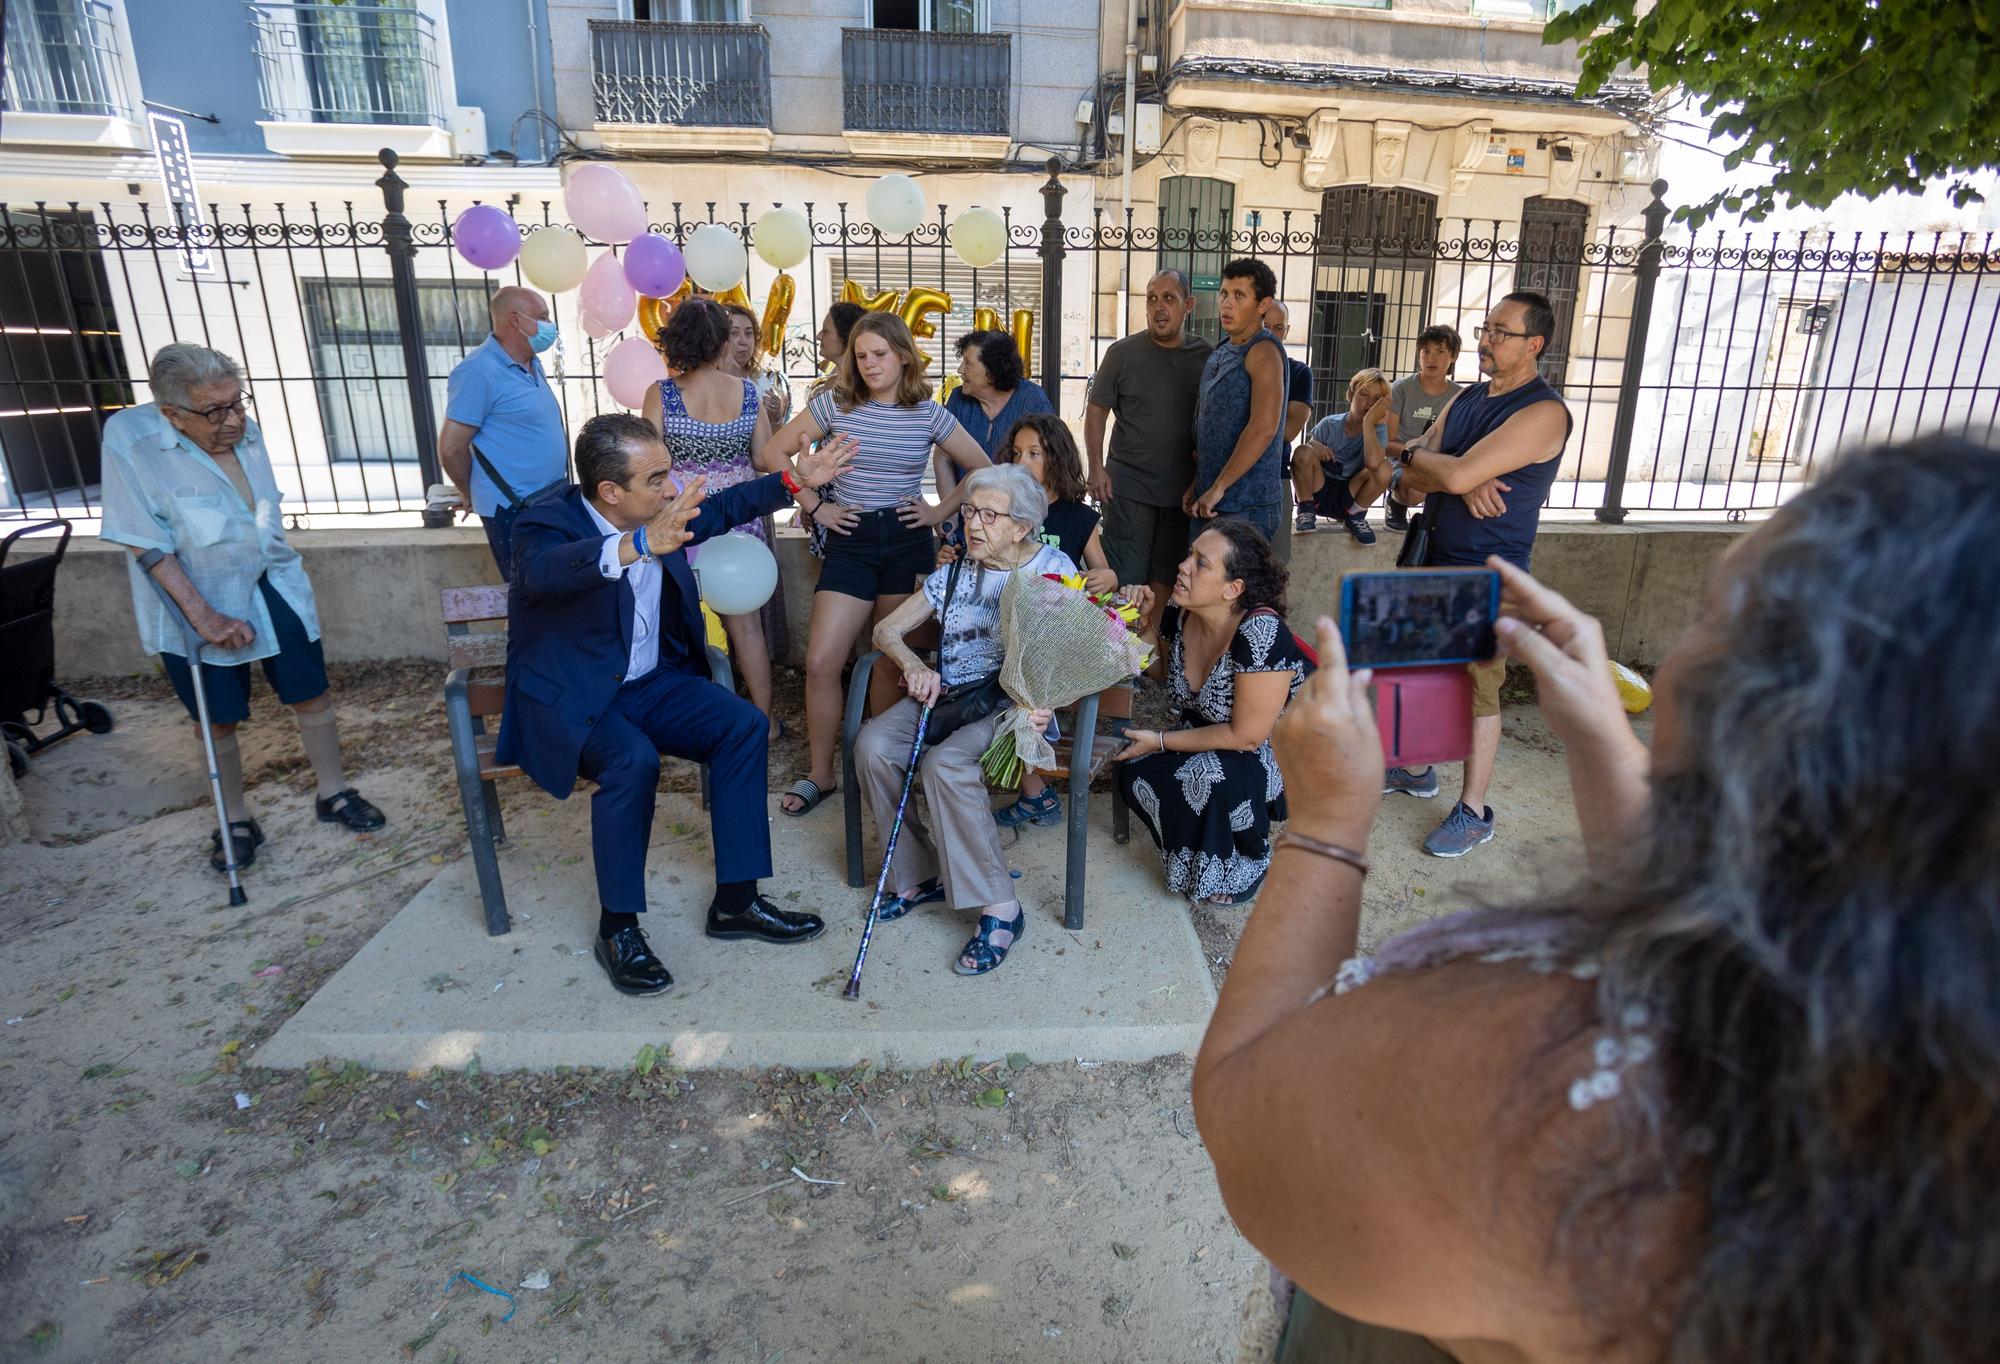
[622,233,686,299]
[453,204,520,271]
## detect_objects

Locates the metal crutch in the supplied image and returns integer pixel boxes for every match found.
[144,572,248,907]
[842,701,933,1001]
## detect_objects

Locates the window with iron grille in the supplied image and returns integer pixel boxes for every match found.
[302,279,492,463]
[1310,185,1438,419]
[1517,196,1588,390]
[1158,176,1236,346]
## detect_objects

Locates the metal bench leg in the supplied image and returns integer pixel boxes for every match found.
[1063,691,1100,931]
[842,651,881,889]
[481,777,506,845]
[1111,781,1130,845]
[446,669,509,936]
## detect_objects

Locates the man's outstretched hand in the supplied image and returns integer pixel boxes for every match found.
[794,433,859,490]
[644,474,707,557]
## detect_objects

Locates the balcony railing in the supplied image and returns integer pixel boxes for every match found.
[1,0,132,119]
[842,28,1009,137]
[589,19,771,128]
[245,2,445,127]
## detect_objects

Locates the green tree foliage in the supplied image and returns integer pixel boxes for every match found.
[1548,0,1998,227]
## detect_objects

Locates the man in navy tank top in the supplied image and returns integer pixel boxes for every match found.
[1364,291,1573,858]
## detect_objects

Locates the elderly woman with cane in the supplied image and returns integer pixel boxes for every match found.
[851,464,1087,977]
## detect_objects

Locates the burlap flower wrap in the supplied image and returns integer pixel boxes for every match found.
[986,571,1152,783]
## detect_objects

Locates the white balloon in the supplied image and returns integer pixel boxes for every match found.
[683,223,748,292]
[950,206,1007,269]
[694,531,778,615]
[865,173,927,238]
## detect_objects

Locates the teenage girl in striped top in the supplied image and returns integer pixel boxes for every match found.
[764,312,992,816]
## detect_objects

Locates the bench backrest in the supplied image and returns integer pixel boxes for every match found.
[442,585,509,717]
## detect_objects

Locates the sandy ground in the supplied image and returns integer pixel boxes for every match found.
[0,660,1632,1362]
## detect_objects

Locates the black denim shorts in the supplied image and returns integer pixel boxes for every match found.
[814,507,937,601]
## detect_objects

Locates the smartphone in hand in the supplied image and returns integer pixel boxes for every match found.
[1338,568,1501,669]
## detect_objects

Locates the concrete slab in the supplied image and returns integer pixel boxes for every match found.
[261,788,1217,1074]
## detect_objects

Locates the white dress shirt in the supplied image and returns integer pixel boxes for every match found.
[583,499,660,682]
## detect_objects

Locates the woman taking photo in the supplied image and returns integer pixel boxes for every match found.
[764,312,992,817]
[1198,439,2000,1362]
[1114,519,1309,906]
[642,298,831,735]
[855,464,1084,976]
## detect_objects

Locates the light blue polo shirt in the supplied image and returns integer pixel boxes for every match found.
[444,334,568,517]
[97,404,321,665]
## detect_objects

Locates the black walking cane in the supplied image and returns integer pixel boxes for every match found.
[144,572,248,907]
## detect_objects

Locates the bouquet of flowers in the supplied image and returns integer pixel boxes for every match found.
[978,572,1154,789]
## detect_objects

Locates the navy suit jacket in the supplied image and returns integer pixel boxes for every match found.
[496,478,788,798]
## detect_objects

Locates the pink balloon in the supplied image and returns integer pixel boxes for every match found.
[564,163,647,245]
[579,251,636,332]
[604,335,668,409]
[580,305,619,340]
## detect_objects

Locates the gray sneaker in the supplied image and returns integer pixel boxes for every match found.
[1294,503,1318,534]
[1383,766,1440,798]
[1422,802,1495,858]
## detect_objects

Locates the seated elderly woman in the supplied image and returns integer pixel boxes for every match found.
[1114,518,1310,907]
[855,463,1082,977]
[1196,438,2000,1362]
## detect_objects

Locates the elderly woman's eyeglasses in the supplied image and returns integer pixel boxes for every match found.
[176,393,252,424]
[962,505,1022,527]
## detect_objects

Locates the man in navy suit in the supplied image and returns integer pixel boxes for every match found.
[498,412,855,994]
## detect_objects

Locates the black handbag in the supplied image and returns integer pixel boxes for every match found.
[922,556,1007,748]
[1395,505,1431,568]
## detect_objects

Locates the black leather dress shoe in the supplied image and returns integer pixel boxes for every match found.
[594,926,674,994]
[705,895,826,944]
[316,787,386,832]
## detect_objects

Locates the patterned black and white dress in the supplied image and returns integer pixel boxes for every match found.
[1116,605,1309,901]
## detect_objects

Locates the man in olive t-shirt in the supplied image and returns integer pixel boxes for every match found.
[1085,269,1214,629]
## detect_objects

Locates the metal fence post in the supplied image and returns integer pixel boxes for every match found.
[1598,179,1669,525]
[1037,156,1066,395]
[376,148,444,510]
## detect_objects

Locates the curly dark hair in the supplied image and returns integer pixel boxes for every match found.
[1201,517,1287,615]
[955,329,1026,392]
[823,301,866,348]
[1416,323,1461,357]
[997,412,1086,504]
[661,296,730,373]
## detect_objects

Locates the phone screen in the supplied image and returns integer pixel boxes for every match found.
[1341,569,1501,668]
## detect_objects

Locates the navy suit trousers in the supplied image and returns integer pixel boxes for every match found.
[576,664,770,913]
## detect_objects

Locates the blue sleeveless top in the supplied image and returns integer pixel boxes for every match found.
[1195,329,1288,513]
[1422,375,1570,570]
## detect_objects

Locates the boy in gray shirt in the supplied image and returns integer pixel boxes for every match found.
[1385,324,1463,531]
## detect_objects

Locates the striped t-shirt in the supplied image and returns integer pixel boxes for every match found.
[806,390,962,510]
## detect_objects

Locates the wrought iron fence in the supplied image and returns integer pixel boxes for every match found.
[1,159,1994,527]
[589,20,772,128]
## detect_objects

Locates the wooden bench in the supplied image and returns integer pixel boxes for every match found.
[441,585,734,937]
[839,650,1132,931]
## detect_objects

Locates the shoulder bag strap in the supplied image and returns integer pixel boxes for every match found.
[471,443,525,509]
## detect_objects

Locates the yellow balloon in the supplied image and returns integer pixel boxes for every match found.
[940,374,962,401]
[759,272,796,364]
[897,286,952,343]
[1610,660,1653,714]
[638,279,693,354]
[519,225,587,293]
[972,306,1001,334]
[707,280,752,312]
[1010,309,1035,376]
[839,279,902,314]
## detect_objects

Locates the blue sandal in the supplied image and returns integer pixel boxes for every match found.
[874,877,945,922]
[993,788,1061,829]
[953,905,1025,976]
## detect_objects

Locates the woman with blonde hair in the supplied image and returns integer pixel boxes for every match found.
[763,312,992,817]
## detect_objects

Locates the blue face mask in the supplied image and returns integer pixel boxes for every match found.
[529,319,559,353]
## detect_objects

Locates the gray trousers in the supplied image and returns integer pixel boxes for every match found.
[854,698,1014,911]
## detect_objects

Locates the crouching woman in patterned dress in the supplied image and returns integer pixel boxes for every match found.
[1113,518,1309,907]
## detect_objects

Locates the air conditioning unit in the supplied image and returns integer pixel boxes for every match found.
[451,105,488,159]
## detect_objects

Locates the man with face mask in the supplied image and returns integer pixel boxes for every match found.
[441,286,568,579]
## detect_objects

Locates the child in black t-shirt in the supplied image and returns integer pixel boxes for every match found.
[990,414,1118,830]
[998,413,1118,594]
